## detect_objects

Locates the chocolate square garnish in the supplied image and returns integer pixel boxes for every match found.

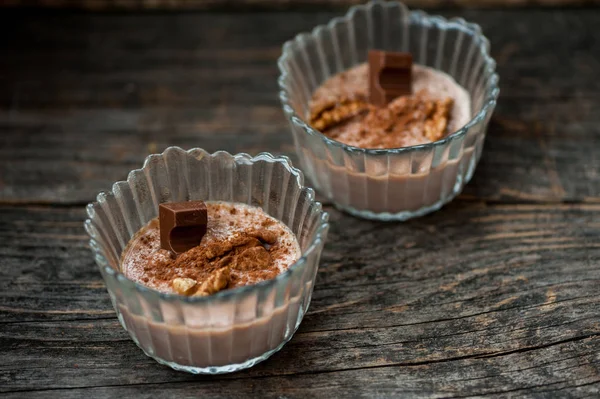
[159,200,208,254]
[368,50,413,107]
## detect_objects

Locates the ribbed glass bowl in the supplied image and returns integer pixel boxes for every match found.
[84,147,329,374]
[278,0,499,221]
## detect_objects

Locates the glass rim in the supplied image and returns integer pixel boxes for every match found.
[85,146,330,305]
[277,0,500,155]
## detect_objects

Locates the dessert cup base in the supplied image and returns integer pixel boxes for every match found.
[116,307,299,375]
[147,340,291,374]
[334,196,449,221]
[332,173,467,221]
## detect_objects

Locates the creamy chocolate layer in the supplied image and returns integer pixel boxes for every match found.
[310,63,471,149]
[121,201,301,295]
[116,201,306,369]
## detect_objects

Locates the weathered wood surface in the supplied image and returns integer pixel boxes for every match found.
[3,0,600,10]
[2,204,600,396]
[1,10,600,205]
[1,8,599,398]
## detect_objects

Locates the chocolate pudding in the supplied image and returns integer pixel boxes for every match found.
[122,202,300,295]
[305,63,475,216]
[117,201,303,368]
[310,63,471,148]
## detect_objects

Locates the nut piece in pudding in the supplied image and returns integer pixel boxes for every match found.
[311,98,372,132]
[309,62,471,149]
[195,267,230,296]
[172,277,198,295]
[121,201,301,296]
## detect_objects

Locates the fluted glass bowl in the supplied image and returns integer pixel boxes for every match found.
[84,147,329,374]
[278,0,499,221]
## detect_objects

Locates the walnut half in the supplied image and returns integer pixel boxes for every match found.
[194,267,231,296]
[310,98,372,132]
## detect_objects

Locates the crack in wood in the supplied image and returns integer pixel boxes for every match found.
[2,334,598,395]
[2,8,600,395]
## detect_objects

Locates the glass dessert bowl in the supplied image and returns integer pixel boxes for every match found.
[84,147,329,374]
[278,0,499,221]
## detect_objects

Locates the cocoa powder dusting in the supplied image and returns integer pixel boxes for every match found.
[121,202,301,295]
[311,89,452,149]
[309,63,471,149]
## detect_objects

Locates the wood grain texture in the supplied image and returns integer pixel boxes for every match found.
[3,0,600,10]
[1,9,599,205]
[1,7,599,398]
[1,204,599,396]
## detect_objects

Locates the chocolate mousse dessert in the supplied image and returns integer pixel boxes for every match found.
[309,51,471,149]
[297,50,476,218]
[121,200,301,296]
[116,199,305,369]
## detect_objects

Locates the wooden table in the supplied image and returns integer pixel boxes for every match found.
[1,6,599,398]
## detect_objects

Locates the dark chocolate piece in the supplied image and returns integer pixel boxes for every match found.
[368,50,413,107]
[159,200,208,254]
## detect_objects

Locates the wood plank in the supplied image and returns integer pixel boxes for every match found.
[1,7,599,396]
[1,203,599,394]
[1,100,599,205]
[1,333,599,397]
[1,10,599,204]
[2,203,600,322]
[2,0,600,11]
